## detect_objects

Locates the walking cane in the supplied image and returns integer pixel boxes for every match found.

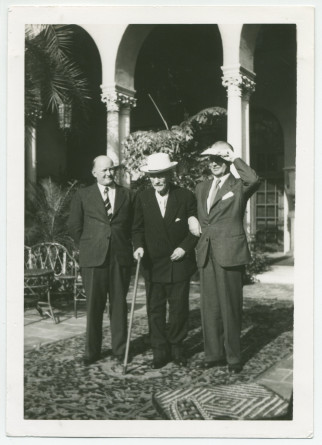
[123,254,141,375]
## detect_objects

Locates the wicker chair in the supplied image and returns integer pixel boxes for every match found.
[24,242,80,322]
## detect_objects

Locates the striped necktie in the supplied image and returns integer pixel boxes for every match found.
[208,179,221,213]
[104,187,113,220]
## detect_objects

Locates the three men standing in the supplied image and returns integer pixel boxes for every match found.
[133,153,198,369]
[68,155,135,365]
[68,144,259,373]
[195,141,260,372]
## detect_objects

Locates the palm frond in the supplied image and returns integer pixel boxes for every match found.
[25,178,79,251]
[25,24,92,132]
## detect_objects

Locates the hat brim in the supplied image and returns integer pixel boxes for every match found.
[140,162,178,173]
[201,148,229,156]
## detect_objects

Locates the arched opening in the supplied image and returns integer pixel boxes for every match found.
[115,25,155,93]
[131,24,225,132]
[250,24,296,252]
[36,25,104,183]
[240,24,261,72]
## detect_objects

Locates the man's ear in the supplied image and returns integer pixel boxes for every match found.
[92,170,97,179]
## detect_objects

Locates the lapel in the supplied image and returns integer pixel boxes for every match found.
[209,173,237,212]
[92,183,107,218]
[163,185,178,226]
[201,179,213,215]
[112,184,126,219]
[147,188,165,224]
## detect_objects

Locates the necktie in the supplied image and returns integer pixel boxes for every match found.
[208,179,221,213]
[104,187,113,220]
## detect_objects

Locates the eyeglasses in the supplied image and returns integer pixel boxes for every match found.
[208,156,223,163]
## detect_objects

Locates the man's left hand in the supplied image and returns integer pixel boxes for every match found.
[170,247,185,261]
[219,147,237,163]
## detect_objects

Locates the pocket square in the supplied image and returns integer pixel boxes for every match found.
[222,191,234,200]
[175,218,181,222]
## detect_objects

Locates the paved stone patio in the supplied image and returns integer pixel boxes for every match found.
[24,271,293,420]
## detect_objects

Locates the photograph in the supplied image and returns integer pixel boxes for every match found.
[5,4,314,439]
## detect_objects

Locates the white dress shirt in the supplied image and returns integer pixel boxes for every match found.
[206,173,230,213]
[97,182,116,213]
[155,191,169,218]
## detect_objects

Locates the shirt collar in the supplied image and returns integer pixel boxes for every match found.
[97,182,115,193]
[214,172,230,187]
[155,190,169,200]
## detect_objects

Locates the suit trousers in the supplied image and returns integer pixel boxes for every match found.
[148,280,190,360]
[81,252,131,361]
[199,248,243,365]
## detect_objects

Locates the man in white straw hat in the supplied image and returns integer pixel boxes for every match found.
[195,141,260,373]
[133,152,199,369]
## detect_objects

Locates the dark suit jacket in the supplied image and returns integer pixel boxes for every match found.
[195,158,260,268]
[132,185,198,283]
[68,183,135,268]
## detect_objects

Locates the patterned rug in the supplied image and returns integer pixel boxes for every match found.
[153,383,289,420]
[24,295,293,420]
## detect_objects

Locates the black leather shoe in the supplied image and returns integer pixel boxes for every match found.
[113,354,132,365]
[83,356,99,366]
[228,363,243,374]
[196,359,226,369]
[151,357,170,369]
[173,355,188,367]
[174,357,188,367]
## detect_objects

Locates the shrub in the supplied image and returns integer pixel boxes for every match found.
[122,106,227,192]
[25,178,79,252]
[243,240,270,284]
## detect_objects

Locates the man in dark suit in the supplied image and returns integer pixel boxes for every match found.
[132,152,198,369]
[68,155,135,365]
[195,141,260,373]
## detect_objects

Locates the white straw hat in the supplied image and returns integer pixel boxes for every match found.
[140,153,178,173]
[201,142,234,157]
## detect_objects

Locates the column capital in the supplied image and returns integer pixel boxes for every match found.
[101,85,137,112]
[221,65,256,99]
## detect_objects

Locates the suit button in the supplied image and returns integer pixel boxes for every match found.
[206,238,209,241]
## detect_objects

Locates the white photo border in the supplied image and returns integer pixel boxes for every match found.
[6,4,314,439]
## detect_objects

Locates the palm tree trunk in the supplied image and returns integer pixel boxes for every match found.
[25,125,37,184]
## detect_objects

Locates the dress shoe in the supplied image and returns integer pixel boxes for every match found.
[113,355,124,364]
[83,356,99,366]
[196,359,226,370]
[151,357,170,369]
[173,355,188,367]
[173,357,188,367]
[228,363,243,374]
[113,354,132,365]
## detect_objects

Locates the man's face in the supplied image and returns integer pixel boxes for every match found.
[92,157,115,186]
[149,171,171,195]
[209,155,229,178]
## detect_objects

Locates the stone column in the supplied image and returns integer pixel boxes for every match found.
[119,96,137,187]
[222,65,256,235]
[101,86,137,185]
[118,95,137,160]
[221,65,256,160]
[101,87,121,165]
